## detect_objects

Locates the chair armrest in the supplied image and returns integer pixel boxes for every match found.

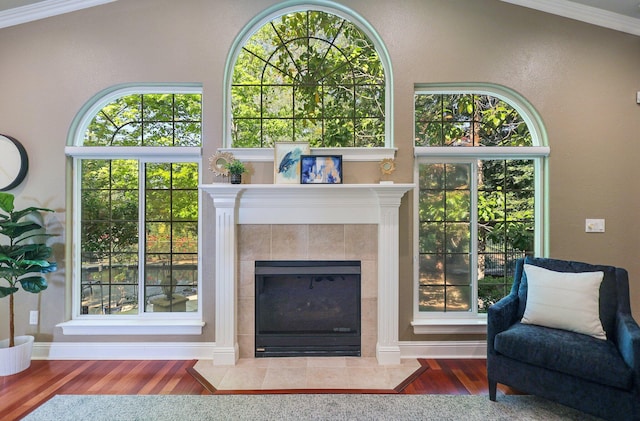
[487,293,519,355]
[616,312,640,379]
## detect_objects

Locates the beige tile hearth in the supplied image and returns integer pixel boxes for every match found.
[193,357,422,392]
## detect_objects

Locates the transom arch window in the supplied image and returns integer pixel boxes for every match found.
[82,92,202,147]
[63,84,203,335]
[413,84,549,332]
[224,1,393,160]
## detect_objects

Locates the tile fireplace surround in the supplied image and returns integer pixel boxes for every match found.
[201,183,413,366]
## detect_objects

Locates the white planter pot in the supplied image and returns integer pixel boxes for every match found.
[0,335,34,376]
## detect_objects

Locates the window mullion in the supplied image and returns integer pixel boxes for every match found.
[138,160,146,314]
[470,161,479,316]
[72,158,83,318]
[535,158,547,256]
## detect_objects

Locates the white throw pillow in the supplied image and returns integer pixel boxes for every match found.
[521,264,606,340]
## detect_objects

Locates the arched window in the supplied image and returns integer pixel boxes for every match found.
[412,84,549,333]
[224,1,393,160]
[63,84,203,335]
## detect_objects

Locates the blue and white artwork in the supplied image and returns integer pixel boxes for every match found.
[274,142,310,184]
[300,155,343,184]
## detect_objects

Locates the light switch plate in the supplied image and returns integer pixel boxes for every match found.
[29,310,38,325]
[585,219,605,233]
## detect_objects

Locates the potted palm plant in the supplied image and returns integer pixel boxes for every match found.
[224,159,247,184]
[0,192,56,376]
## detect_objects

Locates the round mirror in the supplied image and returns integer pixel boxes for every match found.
[379,158,396,175]
[208,151,235,177]
[0,134,28,191]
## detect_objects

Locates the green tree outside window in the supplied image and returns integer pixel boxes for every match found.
[232,10,385,148]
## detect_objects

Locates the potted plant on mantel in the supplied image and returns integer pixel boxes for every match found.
[0,192,56,376]
[224,159,247,184]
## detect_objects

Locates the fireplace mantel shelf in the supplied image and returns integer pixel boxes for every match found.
[200,182,414,365]
[200,183,414,225]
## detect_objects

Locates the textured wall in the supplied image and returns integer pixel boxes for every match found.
[0,0,638,345]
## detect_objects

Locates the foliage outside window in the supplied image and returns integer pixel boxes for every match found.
[78,93,201,316]
[231,9,385,148]
[415,94,532,147]
[415,92,540,316]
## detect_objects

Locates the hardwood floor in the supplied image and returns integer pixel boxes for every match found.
[1,359,519,420]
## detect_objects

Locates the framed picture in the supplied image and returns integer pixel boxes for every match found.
[274,142,310,184]
[300,155,343,184]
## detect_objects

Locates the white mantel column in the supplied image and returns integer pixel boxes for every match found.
[206,187,242,365]
[375,189,405,365]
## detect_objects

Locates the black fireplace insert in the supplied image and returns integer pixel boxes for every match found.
[255,260,361,357]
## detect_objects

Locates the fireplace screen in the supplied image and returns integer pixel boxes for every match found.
[255,260,361,357]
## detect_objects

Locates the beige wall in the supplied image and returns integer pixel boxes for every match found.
[0,0,638,344]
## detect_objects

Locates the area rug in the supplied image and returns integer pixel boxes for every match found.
[24,394,602,420]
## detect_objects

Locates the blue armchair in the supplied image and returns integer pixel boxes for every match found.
[487,257,640,420]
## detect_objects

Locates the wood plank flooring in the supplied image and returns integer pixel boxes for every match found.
[0,359,519,420]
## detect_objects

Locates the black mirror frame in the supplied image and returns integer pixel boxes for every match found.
[0,134,29,191]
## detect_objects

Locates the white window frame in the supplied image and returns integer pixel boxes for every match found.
[59,84,204,336]
[411,83,549,334]
[221,0,396,162]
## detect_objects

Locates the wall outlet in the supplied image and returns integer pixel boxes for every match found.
[585,218,605,233]
[29,310,38,325]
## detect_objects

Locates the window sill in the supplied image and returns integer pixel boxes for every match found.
[220,147,396,162]
[411,317,487,335]
[57,318,205,336]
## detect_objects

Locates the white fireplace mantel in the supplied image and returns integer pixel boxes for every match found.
[201,183,414,365]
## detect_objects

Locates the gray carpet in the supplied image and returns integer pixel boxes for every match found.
[24,394,603,420]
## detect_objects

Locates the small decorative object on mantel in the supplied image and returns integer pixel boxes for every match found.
[379,158,396,184]
[224,159,247,184]
[209,150,235,180]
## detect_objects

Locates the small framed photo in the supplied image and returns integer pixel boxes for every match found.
[300,155,343,184]
[274,142,310,184]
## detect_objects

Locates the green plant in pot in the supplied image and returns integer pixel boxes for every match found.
[224,159,246,184]
[0,192,56,375]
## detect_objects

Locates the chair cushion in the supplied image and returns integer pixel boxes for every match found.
[494,323,633,390]
[517,257,618,340]
[521,264,606,339]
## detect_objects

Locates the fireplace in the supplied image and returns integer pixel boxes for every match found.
[201,183,413,365]
[255,260,361,357]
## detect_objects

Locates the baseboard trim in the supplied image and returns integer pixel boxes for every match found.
[32,341,216,360]
[30,340,486,360]
[399,340,487,359]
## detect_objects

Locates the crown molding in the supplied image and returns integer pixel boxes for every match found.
[0,0,117,29]
[501,0,640,37]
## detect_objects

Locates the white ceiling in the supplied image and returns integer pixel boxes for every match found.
[500,0,640,35]
[0,0,44,10]
[0,0,116,28]
[569,0,640,17]
[0,0,639,36]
